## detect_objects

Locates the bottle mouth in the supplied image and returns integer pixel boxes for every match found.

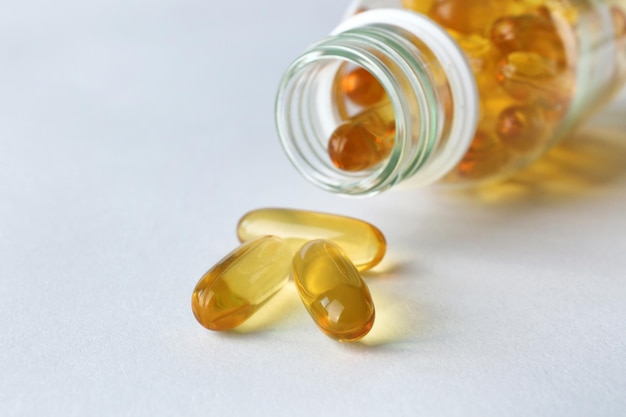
[275,10,478,196]
[275,30,437,197]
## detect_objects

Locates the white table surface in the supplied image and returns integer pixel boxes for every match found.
[2,1,626,416]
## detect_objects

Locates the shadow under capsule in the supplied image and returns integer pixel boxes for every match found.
[329,280,434,351]
[360,256,415,280]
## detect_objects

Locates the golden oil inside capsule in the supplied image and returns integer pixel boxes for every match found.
[496,105,543,152]
[402,0,435,14]
[612,6,626,39]
[340,67,386,107]
[327,119,395,172]
[292,239,375,342]
[429,0,507,34]
[453,33,495,75]
[237,208,386,272]
[496,51,559,102]
[490,9,567,66]
[191,236,291,331]
[456,131,509,180]
[329,89,396,172]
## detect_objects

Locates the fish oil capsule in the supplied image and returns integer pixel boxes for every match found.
[490,11,568,68]
[496,51,562,102]
[237,208,386,272]
[292,239,375,342]
[328,103,396,172]
[491,15,538,54]
[340,67,386,107]
[191,236,291,331]
[328,120,395,172]
[430,0,507,34]
[457,131,509,180]
[613,6,626,39]
[496,106,544,152]
[401,0,435,15]
[452,33,495,75]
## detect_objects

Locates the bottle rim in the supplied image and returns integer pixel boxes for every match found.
[276,9,478,196]
[275,30,432,196]
[333,10,479,188]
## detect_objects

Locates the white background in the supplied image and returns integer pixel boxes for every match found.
[1,1,625,416]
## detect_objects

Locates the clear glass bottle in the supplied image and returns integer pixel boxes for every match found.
[275,0,626,196]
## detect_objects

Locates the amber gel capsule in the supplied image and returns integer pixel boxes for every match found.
[292,240,375,342]
[327,103,396,172]
[191,236,291,331]
[237,208,386,271]
[340,67,386,107]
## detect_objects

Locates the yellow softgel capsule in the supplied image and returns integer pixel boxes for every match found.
[237,208,386,272]
[402,0,435,15]
[490,10,567,67]
[340,67,386,107]
[612,6,626,39]
[191,236,291,331]
[292,239,375,342]
[496,51,564,102]
[429,0,507,34]
[495,105,544,152]
[327,101,396,172]
[456,131,509,180]
[327,119,395,172]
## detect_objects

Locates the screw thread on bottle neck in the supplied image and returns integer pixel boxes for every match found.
[276,9,478,196]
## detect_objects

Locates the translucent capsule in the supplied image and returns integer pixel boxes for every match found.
[430,0,506,34]
[496,51,561,102]
[340,67,386,107]
[191,236,291,331]
[457,131,509,180]
[453,33,495,75]
[328,104,396,172]
[477,82,517,127]
[402,0,435,15]
[237,208,386,272]
[292,239,375,342]
[612,6,626,39]
[496,105,543,152]
[490,10,568,68]
[491,15,537,53]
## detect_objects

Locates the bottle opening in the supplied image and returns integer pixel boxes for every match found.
[276,10,479,196]
[276,28,439,197]
[276,50,413,196]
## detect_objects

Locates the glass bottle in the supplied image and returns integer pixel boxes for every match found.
[275,0,626,196]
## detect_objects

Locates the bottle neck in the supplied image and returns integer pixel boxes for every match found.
[276,9,478,196]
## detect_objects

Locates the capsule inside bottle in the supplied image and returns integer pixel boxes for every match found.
[340,67,387,107]
[191,236,291,331]
[292,239,375,342]
[327,106,396,172]
[456,131,509,180]
[496,105,544,152]
[323,2,580,187]
[329,66,396,172]
[237,208,386,272]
